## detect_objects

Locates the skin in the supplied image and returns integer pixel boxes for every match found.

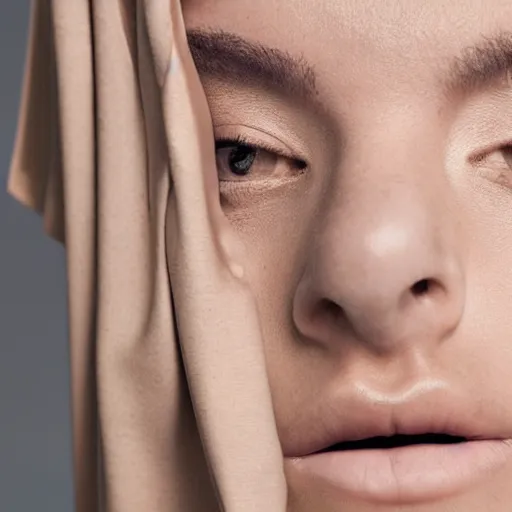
[182,1,512,510]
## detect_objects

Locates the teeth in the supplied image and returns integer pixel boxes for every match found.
[327,433,467,451]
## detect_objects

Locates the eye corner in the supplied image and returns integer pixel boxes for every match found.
[468,151,486,166]
[294,158,309,171]
[467,140,512,167]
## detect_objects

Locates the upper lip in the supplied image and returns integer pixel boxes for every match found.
[286,380,507,457]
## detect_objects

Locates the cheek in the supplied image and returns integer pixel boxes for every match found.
[227,196,307,316]
[222,181,315,303]
[463,181,512,338]
[455,181,512,403]
[222,188,316,404]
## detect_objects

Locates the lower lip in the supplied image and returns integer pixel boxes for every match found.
[288,440,512,504]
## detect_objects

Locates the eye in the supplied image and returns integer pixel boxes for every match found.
[502,146,512,169]
[215,142,265,179]
[215,136,307,182]
[474,144,512,171]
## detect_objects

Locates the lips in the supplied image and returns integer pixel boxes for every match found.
[284,381,512,504]
[285,380,506,458]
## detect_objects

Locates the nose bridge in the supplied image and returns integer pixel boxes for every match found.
[347,98,446,186]
[328,108,451,279]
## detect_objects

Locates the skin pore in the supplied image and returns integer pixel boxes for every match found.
[182,1,512,510]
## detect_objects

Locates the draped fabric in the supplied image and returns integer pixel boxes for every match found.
[8,1,287,510]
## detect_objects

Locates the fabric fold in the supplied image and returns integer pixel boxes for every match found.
[8,1,287,510]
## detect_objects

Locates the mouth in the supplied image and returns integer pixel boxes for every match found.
[319,432,468,453]
[285,383,512,505]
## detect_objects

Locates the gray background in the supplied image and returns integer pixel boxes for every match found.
[0,2,74,511]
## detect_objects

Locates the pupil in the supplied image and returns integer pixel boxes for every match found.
[228,145,257,176]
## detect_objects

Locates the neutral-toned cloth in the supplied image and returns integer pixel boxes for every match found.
[8,1,287,510]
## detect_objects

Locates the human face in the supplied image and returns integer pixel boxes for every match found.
[182,1,512,510]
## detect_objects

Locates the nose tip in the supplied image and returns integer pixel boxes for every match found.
[293,218,466,355]
[344,266,464,351]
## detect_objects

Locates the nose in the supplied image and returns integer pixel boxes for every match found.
[293,157,466,356]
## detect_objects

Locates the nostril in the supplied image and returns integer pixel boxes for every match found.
[318,298,343,321]
[411,279,430,296]
[325,298,341,315]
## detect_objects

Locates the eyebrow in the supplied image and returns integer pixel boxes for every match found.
[444,32,512,93]
[186,29,319,103]
[186,29,512,103]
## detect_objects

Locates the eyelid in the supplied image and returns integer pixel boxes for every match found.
[213,124,309,164]
[468,138,512,164]
[215,135,301,164]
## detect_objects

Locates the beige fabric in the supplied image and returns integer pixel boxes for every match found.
[8,1,287,510]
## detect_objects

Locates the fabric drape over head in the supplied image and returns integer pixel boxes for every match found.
[8,1,287,510]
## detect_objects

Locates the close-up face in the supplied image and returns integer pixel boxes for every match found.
[182,1,512,510]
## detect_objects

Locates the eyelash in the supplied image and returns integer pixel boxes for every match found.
[499,142,512,154]
[213,137,512,177]
[472,141,512,165]
[214,134,308,169]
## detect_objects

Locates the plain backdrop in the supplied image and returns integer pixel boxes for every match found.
[0,2,74,511]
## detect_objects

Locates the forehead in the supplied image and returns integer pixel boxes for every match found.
[182,0,512,41]
[182,0,512,98]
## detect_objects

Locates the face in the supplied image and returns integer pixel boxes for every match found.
[182,1,512,510]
